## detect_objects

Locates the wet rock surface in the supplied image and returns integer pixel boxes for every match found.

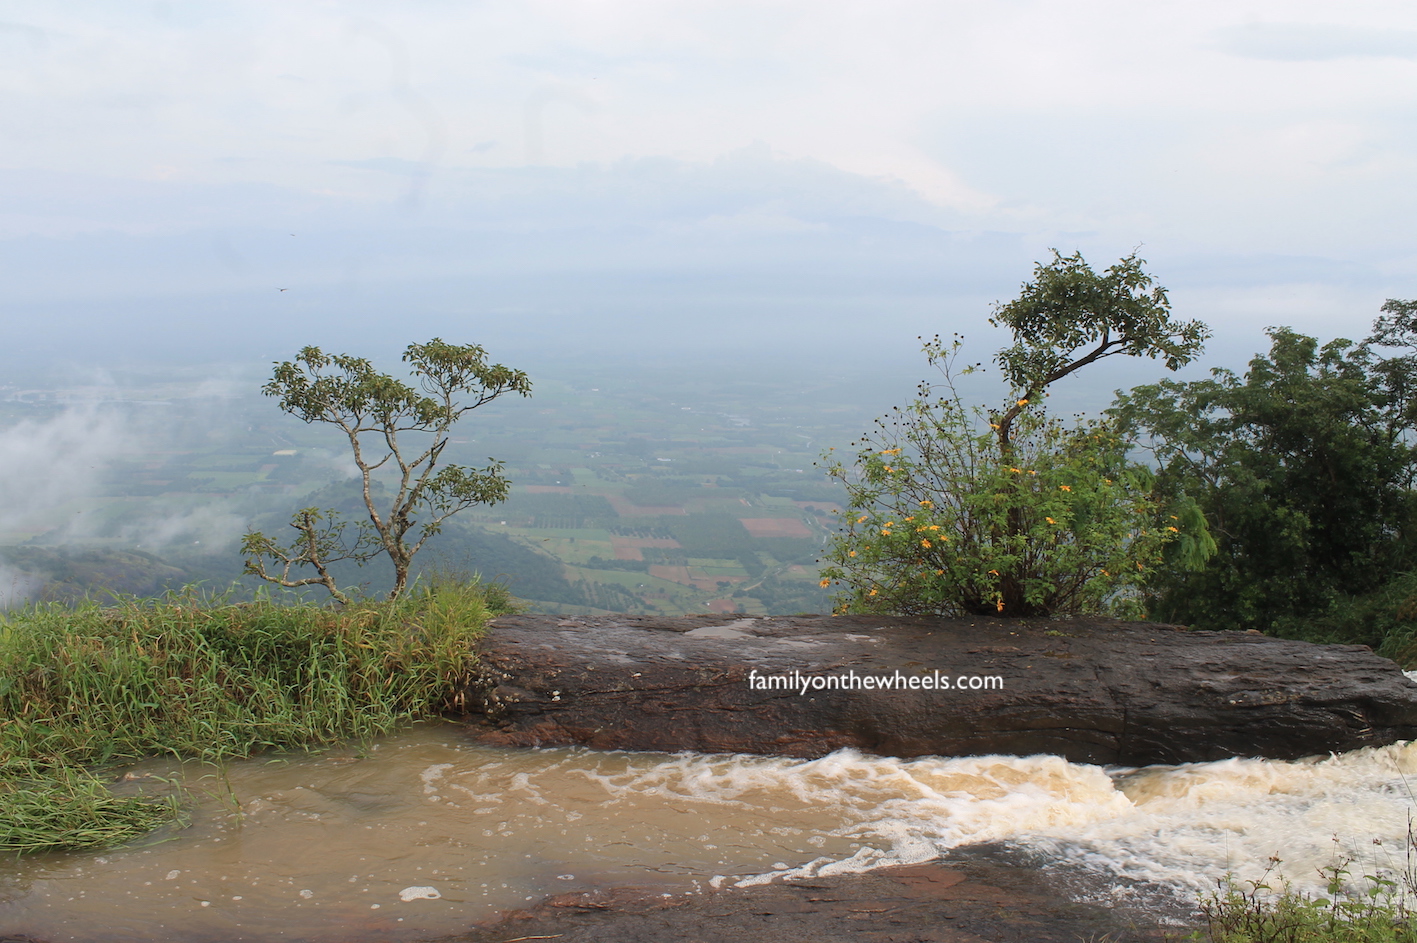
[463,613,1417,765]
[437,844,1189,943]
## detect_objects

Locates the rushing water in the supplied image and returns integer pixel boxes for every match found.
[2,723,1416,942]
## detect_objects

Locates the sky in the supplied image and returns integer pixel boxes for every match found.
[2,0,1415,380]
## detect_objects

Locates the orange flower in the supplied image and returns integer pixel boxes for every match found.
[848,550,857,557]
[1045,517,1056,524]
[1060,485,1072,492]
[819,578,830,588]
[921,539,932,548]
[868,588,878,597]
[996,599,1005,612]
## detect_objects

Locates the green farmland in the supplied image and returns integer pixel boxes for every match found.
[0,361,897,615]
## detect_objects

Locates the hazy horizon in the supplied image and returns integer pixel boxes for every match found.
[3,2,1413,609]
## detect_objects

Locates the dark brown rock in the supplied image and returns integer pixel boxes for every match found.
[461,613,1417,765]
[433,845,1185,943]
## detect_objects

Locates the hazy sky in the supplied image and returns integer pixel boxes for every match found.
[3,0,1415,376]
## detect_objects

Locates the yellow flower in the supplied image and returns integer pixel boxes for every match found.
[921,539,932,548]
[1009,467,1022,474]
[881,529,892,536]
[819,578,830,588]
[848,550,857,557]
[1045,517,1056,524]
[919,499,934,507]
[1059,485,1071,491]
[857,515,868,523]
[1167,526,1179,532]
[996,599,1005,612]
[904,516,915,522]
[936,569,944,575]
[929,525,940,531]
[988,569,999,576]
[868,588,878,597]
[1017,399,1028,406]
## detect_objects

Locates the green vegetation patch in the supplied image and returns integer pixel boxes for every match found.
[0,580,504,854]
[1198,859,1417,943]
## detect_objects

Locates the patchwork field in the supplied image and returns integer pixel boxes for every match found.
[0,361,907,615]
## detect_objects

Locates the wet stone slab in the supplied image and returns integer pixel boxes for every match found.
[463,613,1417,766]
[436,844,1191,943]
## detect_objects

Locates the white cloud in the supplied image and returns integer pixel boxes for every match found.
[1214,23,1417,61]
[0,407,127,538]
[0,1,1411,372]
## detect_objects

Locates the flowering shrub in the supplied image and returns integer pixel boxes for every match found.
[819,337,1178,618]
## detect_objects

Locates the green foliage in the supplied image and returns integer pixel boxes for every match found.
[0,580,500,852]
[821,340,1178,616]
[1113,321,1417,633]
[822,252,1207,618]
[1196,857,1417,943]
[986,250,1209,461]
[243,339,531,600]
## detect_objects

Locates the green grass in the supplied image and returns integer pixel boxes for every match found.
[0,577,508,854]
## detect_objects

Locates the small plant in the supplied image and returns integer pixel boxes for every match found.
[1195,853,1417,942]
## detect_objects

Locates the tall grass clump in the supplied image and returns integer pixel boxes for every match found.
[0,579,509,853]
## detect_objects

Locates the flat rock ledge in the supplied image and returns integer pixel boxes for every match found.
[463,613,1417,766]
[435,844,1186,943]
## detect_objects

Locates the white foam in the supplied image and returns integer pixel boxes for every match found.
[532,741,1417,898]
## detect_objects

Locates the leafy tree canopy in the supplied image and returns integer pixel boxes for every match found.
[242,339,531,602]
[1111,317,1417,631]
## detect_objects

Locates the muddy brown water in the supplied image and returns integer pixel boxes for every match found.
[2,723,1416,942]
